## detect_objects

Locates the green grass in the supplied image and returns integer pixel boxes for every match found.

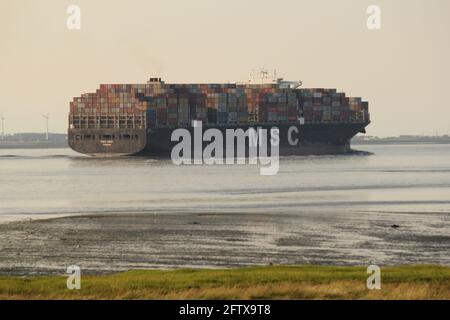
[0,265,449,300]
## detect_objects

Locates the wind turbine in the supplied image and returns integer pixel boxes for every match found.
[43,114,49,141]
[1,115,4,141]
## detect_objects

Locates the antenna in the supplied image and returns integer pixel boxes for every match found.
[259,68,269,84]
[1,115,4,141]
[43,113,49,141]
[249,69,255,83]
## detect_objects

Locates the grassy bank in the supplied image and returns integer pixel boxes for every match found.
[0,265,449,300]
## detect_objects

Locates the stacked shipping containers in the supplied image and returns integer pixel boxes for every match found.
[299,88,360,123]
[70,81,369,129]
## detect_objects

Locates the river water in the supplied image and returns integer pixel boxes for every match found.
[1,144,450,220]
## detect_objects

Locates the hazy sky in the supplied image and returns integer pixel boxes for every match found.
[0,0,449,136]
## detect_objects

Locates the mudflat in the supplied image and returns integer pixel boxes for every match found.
[0,210,448,276]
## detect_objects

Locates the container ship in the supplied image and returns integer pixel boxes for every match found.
[68,77,370,156]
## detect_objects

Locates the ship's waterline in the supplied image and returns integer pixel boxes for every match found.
[69,122,368,157]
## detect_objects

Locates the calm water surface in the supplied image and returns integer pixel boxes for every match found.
[1,145,450,221]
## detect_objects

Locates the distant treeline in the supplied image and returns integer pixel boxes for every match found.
[353,135,450,144]
[1,133,67,142]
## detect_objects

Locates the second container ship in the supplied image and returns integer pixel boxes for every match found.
[68,76,370,156]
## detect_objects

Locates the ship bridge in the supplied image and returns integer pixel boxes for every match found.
[244,70,302,89]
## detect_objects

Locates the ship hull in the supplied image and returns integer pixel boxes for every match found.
[69,122,369,157]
